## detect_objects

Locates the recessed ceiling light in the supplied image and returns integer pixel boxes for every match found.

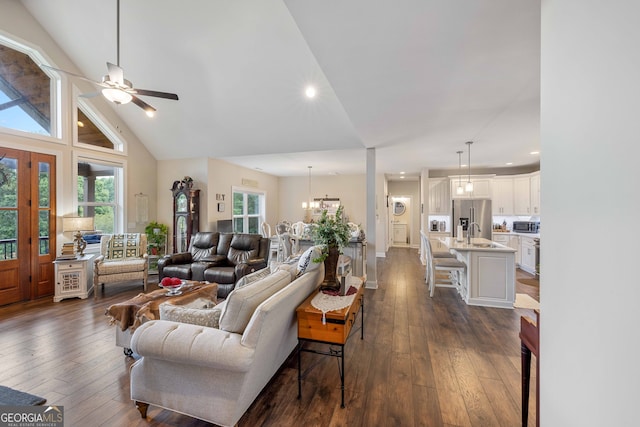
[77,120,84,127]
[506,162,513,165]
[530,151,540,155]
[400,171,405,174]
[400,176,405,179]
[305,86,317,98]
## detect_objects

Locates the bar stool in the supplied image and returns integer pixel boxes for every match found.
[425,238,466,297]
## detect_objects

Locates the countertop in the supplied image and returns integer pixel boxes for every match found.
[491,231,540,239]
[439,237,517,253]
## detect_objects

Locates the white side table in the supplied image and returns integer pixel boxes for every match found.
[54,254,94,302]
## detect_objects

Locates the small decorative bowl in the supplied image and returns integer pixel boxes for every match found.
[160,280,185,296]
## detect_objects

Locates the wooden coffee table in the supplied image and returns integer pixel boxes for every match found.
[106,282,218,356]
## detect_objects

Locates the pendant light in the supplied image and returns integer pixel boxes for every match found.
[302,166,313,209]
[456,151,464,195]
[465,141,474,192]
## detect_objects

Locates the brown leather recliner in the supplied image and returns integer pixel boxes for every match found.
[158,232,269,299]
[158,232,221,281]
[203,233,269,298]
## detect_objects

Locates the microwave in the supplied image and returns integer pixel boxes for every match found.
[513,221,540,233]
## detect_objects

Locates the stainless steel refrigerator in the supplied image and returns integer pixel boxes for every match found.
[451,199,493,239]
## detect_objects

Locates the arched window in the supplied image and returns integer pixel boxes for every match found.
[0,38,58,137]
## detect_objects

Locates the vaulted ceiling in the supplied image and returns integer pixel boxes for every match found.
[20,0,540,179]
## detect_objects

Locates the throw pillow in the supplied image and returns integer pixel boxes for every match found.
[159,299,218,328]
[219,270,291,334]
[107,233,140,259]
[297,245,323,277]
[235,266,272,288]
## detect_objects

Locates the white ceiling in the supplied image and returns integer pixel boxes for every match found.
[20,0,540,179]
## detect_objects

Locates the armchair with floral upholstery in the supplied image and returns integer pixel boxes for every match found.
[93,233,148,299]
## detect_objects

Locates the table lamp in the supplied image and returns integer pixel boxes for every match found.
[62,216,95,256]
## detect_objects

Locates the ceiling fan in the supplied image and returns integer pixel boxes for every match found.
[43,0,178,117]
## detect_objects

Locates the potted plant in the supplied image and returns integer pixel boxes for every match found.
[145,221,168,256]
[311,205,351,290]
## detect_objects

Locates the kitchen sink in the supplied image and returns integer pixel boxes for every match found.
[472,243,497,248]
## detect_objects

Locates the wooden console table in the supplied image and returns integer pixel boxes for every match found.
[296,276,364,408]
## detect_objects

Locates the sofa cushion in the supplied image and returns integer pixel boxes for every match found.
[98,258,147,274]
[227,234,261,265]
[219,270,292,334]
[235,267,272,288]
[297,245,323,277]
[204,266,236,284]
[189,232,219,261]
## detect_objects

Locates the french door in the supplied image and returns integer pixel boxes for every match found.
[0,147,56,305]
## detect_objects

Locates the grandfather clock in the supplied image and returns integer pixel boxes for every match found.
[171,177,199,253]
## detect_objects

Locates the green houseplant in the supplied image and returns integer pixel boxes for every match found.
[145,221,168,256]
[311,205,351,289]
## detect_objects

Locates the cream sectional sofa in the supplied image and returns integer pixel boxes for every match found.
[129,250,324,427]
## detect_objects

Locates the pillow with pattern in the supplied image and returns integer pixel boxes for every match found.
[296,245,323,277]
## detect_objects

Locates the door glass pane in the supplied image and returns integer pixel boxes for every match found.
[38,162,50,208]
[0,210,17,260]
[248,217,259,234]
[39,210,49,255]
[248,194,259,215]
[0,156,17,208]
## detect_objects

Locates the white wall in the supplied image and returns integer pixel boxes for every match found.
[541,1,640,425]
[207,158,280,230]
[278,174,366,226]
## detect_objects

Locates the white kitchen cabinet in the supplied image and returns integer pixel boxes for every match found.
[492,233,510,245]
[429,178,450,214]
[513,176,532,215]
[450,176,493,199]
[520,236,536,274]
[492,177,514,215]
[530,172,541,215]
[509,235,521,266]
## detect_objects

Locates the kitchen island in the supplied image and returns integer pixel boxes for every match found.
[439,237,516,309]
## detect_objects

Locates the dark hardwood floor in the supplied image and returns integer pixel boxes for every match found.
[0,247,537,426]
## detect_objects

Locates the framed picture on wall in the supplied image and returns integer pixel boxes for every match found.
[217,202,225,212]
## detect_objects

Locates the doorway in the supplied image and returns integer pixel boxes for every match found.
[0,147,56,305]
[389,195,412,247]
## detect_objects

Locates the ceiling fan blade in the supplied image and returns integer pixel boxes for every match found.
[107,62,125,85]
[131,95,157,116]
[79,92,101,98]
[134,89,179,101]
[40,64,98,85]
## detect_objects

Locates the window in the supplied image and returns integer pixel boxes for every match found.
[76,108,115,150]
[232,189,264,234]
[77,161,123,234]
[0,40,56,137]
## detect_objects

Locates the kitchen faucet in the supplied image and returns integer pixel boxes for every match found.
[467,222,481,244]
